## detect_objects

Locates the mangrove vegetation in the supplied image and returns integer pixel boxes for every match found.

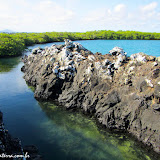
[0,30,160,57]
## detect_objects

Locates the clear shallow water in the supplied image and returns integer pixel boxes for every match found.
[0,40,160,160]
[29,40,160,57]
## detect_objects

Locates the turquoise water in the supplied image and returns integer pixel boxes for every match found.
[0,40,160,160]
[28,40,160,57]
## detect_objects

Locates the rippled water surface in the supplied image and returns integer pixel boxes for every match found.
[0,40,160,160]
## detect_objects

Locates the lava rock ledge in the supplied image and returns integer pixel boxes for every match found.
[21,39,160,154]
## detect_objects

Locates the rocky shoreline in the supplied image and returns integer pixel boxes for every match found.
[0,111,42,160]
[21,39,160,155]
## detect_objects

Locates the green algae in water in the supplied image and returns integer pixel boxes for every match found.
[0,57,20,73]
[37,101,156,160]
[27,83,36,92]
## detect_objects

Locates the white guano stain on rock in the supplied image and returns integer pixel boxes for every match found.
[145,79,154,88]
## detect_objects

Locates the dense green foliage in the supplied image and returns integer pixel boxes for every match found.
[0,30,160,57]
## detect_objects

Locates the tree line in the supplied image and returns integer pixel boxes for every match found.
[0,30,160,57]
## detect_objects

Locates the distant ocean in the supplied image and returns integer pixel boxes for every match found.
[30,39,160,57]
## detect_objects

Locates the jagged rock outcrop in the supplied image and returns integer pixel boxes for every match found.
[21,39,160,154]
[0,111,42,160]
[0,111,24,159]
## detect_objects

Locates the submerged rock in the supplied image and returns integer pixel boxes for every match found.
[22,39,160,155]
[23,145,42,160]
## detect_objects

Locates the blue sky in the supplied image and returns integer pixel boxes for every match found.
[0,0,159,32]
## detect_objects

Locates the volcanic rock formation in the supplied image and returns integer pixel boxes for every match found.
[21,39,160,154]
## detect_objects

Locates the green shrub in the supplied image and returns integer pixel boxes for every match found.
[0,31,160,57]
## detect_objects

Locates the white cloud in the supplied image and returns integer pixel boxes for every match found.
[82,8,107,22]
[81,2,160,32]
[82,4,127,23]
[157,12,160,20]
[141,2,158,12]
[0,0,75,31]
[114,4,126,13]
[137,2,159,21]
[65,0,80,9]
[36,0,74,22]
[113,4,127,19]
[0,2,9,12]
[0,0,159,32]
[82,4,128,28]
